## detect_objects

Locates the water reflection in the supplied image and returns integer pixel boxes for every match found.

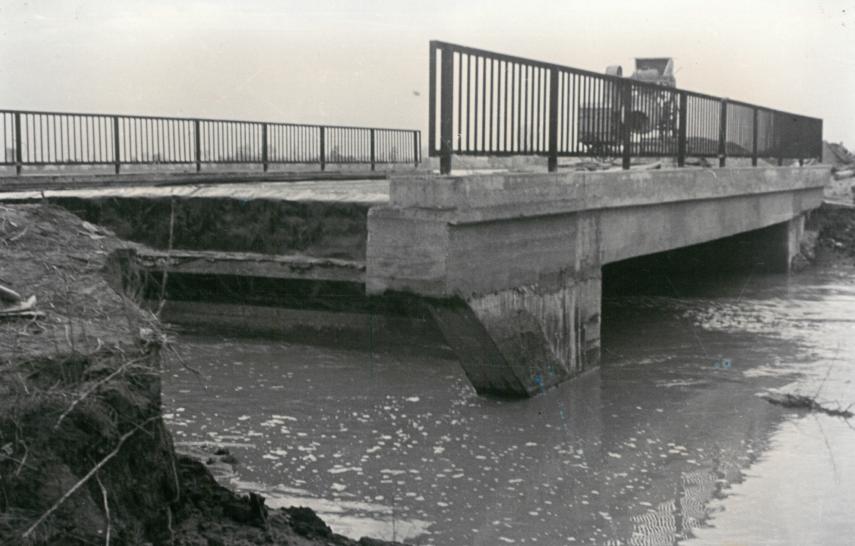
[163,264,855,545]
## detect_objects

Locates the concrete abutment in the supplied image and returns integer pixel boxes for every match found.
[425,273,602,397]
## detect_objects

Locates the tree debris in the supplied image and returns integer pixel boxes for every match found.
[761,392,854,419]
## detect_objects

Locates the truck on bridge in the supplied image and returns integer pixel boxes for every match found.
[579,57,678,154]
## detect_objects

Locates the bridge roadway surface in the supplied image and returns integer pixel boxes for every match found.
[0,178,391,205]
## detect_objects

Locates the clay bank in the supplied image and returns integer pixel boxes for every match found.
[0,204,404,545]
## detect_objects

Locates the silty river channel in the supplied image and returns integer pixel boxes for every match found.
[164,261,855,545]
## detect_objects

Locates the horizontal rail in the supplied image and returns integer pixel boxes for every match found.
[0,109,421,176]
[429,40,823,173]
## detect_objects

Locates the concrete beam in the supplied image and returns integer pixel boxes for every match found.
[137,249,365,283]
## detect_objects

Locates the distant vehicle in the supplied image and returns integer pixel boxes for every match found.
[579,57,677,154]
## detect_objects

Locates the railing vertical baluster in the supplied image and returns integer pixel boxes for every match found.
[14,112,22,175]
[194,119,201,172]
[262,123,269,172]
[752,108,758,167]
[439,44,454,175]
[677,92,688,167]
[370,128,376,171]
[319,126,326,171]
[718,99,728,167]
[413,130,419,168]
[547,67,558,172]
[621,81,632,170]
[113,116,121,174]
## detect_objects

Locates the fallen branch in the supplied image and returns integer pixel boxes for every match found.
[762,392,854,419]
[0,283,22,303]
[22,416,158,539]
[155,197,176,318]
[95,472,111,546]
[53,356,148,431]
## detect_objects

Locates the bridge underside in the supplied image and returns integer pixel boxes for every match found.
[367,167,826,397]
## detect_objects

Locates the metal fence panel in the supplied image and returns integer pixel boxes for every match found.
[430,40,822,173]
[0,109,420,175]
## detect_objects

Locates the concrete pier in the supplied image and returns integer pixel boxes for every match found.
[367,167,827,396]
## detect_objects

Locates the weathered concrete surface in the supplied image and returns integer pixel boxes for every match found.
[0,178,390,203]
[0,170,390,193]
[137,249,365,283]
[367,167,828,396]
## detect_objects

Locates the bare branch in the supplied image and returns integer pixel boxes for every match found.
[53,356,148,431]
[95,472,111,546]
[23,416,158,539]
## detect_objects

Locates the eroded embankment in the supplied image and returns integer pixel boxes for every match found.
[0,204,402,545]
[48,195,371,260]
[810,201,855,261]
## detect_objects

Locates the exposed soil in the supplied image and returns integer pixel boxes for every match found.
[809,201,855,262]
[45,196,371,261]
[0,204,404,545]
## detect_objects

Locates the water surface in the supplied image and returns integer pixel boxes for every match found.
[164,263,855,545]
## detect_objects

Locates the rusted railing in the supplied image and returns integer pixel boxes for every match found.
[429,40,823,174]
[0,109,421,175]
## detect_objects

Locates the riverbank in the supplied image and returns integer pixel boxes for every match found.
[811,200,855,262]
[0,204,403,545]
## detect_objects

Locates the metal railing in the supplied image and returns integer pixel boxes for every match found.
[0,109,421,175]
[429,40,823,174]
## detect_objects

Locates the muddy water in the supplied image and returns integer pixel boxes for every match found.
[163,263,855,545]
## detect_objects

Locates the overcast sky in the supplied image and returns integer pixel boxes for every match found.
[1,0,853,145]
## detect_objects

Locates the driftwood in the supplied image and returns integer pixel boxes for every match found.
[0,283,39,317]
[0,283,22,303]
[0,295,38,316]
[762,392,853,419]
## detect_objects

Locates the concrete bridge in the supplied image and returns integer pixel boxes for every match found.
[367,166,826,396]
[3,165,828,397]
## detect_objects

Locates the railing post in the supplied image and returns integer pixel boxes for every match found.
[261,123,269,172]
[751,107,758,167]
[429,43,437,166]
[113,116,121,174]
[370,129,376,171]
[14,112,22,176]
[718,99,727,167]
[677,91,688,167]
[547,67,559,173]
[319,126,326,171]
[194,119,201,172]
[621,80,632,170]
[777,112,784,166]
[439,44,454,175]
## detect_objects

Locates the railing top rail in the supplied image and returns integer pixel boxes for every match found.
[0,108,420,133]
[430,40,822,123]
